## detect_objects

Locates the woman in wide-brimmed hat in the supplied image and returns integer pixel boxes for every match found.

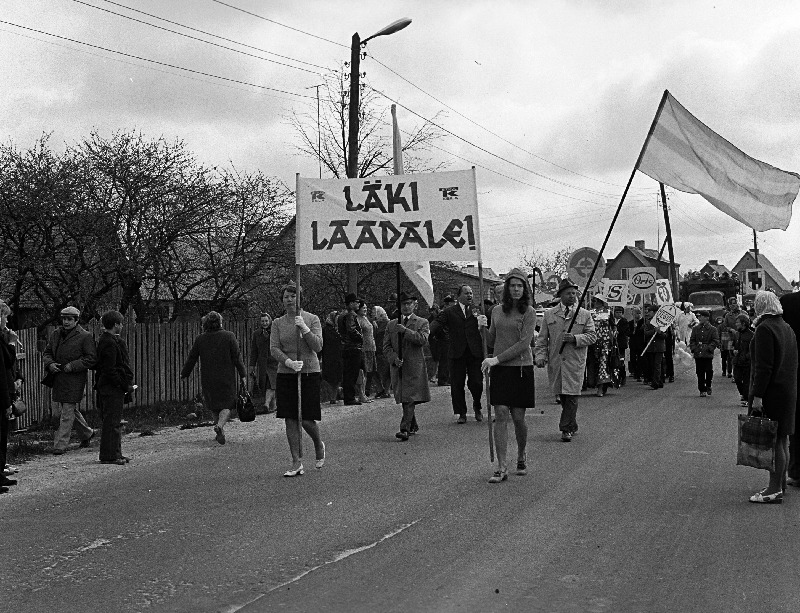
[479,268,537,483]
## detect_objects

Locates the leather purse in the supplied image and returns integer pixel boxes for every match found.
[737,412,778,471]
[237,390,255,423]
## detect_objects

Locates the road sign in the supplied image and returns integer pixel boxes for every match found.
[603,280,628,306]
[654,278,673,305]
[651,303,680,329]
[628,267,657,295]
[567,247,606,287]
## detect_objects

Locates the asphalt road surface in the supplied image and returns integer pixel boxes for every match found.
[2,360,799,613]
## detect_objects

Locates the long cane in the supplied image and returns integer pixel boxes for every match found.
[295,264,303,458]
[478,262,494,462]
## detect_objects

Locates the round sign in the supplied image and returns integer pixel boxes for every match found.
[567,247,606,286]
[630,270,657,291]
[653,304,680,328]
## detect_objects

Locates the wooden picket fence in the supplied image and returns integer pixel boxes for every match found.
[13,319,258,429]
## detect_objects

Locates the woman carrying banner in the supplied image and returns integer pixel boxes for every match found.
[270,283,326,477]
[748,291,798,504]
[479,268,537,483]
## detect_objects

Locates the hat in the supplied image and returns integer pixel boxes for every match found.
[555,278,579,296]
[398,291,417,303]
[60,306,80,317]
[443,294,454,303]
[344,292,359,304]
[504,267,531,290]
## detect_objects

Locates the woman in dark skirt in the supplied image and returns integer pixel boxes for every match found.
[479,268,537,483]
[748,291,798,504]
[270,284,326,477]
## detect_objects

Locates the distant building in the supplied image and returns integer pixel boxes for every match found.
[731,250,793,294]
[699,259,731,277]
[605,240,680,282]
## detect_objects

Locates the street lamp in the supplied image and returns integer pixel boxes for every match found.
[345,17,412,293]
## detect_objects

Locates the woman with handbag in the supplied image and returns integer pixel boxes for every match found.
[748,291,798,504]
[180,311,247,446]
[270,283,326,477]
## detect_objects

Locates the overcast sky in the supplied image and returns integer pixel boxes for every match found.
[3,0,800,282]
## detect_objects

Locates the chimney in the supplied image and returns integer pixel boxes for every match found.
[634,240,645,250]
[708,259,718,265]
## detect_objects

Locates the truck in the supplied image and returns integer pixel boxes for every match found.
[679,273,739,321]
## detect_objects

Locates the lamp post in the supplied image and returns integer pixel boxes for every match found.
[345,17,412,294]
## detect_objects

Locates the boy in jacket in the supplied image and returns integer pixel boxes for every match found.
[689,309,719,397]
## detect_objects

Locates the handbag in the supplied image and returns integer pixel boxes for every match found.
[237,390,256,423]
[737,413,778,471]
[40,371,56,388]
[11,399,27,417]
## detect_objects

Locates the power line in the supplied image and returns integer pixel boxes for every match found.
[0,20,316,100]
[92,0,328,71]
[211,0,347,48]
[69,0,322,75]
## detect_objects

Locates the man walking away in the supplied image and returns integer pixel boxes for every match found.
[43,306,96,455]
[95,311,135,465]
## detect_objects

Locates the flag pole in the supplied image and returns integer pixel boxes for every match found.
[659,183,678,299]
[294,173,303,458]
[559,89,672,353]
[478,260,494,462]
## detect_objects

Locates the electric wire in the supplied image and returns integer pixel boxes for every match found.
[211,0,348,48]
[78,0,329,72]
[0,20,316,100]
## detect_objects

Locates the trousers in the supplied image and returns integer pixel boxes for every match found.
[53,401,93,451]
[559,394,579,433]
[449,349,483,416]
[694,358,713,392]
[341,348,362,403]
[97,391,124,461]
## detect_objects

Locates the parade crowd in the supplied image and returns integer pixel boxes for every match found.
[1,280,798,503]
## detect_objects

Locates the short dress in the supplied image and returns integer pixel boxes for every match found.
[487,306,537,408]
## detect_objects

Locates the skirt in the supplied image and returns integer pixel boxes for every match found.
[275,372,322,421]
[489,365,536,408]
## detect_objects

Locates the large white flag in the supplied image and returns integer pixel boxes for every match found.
[638,91,800,231]
[393,105,435,307]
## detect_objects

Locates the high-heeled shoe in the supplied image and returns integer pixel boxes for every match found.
[749,491,783,504]
[283,465,304,478]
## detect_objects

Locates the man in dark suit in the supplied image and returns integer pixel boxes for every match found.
[430,284,484,423]
[780,292,800,487]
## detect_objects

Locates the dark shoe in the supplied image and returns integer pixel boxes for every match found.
[561,431,572,442]
[0,477,17,486]
[786,477,800,488]
[516,458,527,476]
[79,430,96,448]
[456,415,467,424]
[488,470,508,483]
[344,401,362,406]
[52,449,65,456]
[410,423,419,434]
[707,387,712,396]
[0,486,8,494]
[395,431,409,441]
[100,459,127,465]
[649,384,660,390]
[120,456,132,463]
[474,409,483,422]
[214,425,226,445]
[700,391,707,397]
[555,396,561,404]
[668,376,675,383]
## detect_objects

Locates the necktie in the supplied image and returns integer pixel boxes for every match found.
[564,306,570,320]
[403,316,410,326]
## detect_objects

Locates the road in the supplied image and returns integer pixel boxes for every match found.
[2,360,798,613]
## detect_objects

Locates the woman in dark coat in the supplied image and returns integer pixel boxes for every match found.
[249,312,278,413]
[628,307,645,381]
[320,311,343,404]
[181,311,247,445]
[748,291,798,504]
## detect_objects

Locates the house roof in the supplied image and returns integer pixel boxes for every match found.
[459,266,503,282]
[701,262,731,275]
[732,250,792,291]
[608,245,680,270]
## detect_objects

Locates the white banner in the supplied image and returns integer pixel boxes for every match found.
[296,169,481,265]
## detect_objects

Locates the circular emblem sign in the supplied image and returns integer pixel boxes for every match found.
[630,270,656,291]
[653,304,680,328]
[567,247,606,286]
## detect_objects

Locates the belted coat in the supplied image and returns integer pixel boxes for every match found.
[43,325,97,403]
[383,314,430,404]
[534,304,597,396]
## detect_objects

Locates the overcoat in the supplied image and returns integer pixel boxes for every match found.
[749,314,798,437]
[689,322,719,359]
[43,325,97,403]
[181,329,247,413]
[534,305,597,396]
[320,320,343,388]
[383,314,430,404]
[249,329,278,390]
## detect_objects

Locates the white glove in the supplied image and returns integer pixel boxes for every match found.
[477,314,488,328]
[481,356,499,374]
[285,359,304,372]
[294,316,310,334]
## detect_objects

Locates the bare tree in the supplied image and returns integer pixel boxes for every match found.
[288,68,448,178]
[519,246,574,280]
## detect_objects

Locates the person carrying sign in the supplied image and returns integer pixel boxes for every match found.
[643,304,667,390]
[535,279,597,442]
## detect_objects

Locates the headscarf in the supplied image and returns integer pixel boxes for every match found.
[753,290,783,325]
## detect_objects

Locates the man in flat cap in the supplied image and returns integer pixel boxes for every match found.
[337,293,364,405]
[383,292,430,441]
[535,279,597,442]
[689,308,719,397]
[43,306,97,455]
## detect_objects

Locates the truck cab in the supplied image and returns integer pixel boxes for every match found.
[688,290,726,321]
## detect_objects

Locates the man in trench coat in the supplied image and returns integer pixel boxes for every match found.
[384,292,430,441]
[535,279,597,442]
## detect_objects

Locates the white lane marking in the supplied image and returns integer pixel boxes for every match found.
[41,538,113,572]
[682,450,710,455]
[220,520,421,613]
